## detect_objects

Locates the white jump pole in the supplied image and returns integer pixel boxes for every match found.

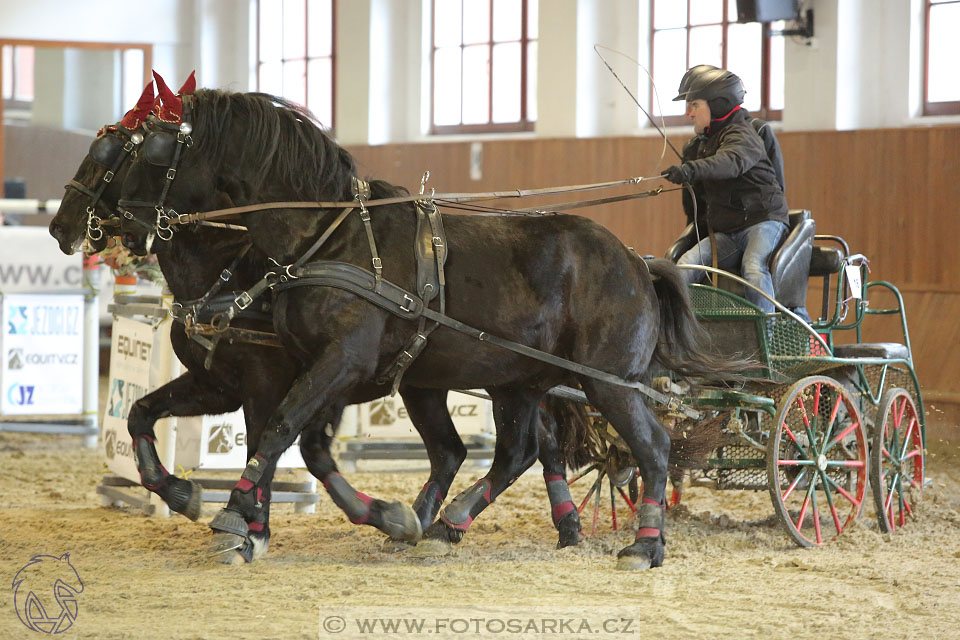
[81,256,100,449]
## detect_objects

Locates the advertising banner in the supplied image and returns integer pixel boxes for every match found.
[175,410,306,470]
[101,317,157,482]
[1,293,84,415]
[0,227,84,294]
[357,391,494,440]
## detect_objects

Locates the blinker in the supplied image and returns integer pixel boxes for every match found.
[88,134,125,167]
[143,132,177,166]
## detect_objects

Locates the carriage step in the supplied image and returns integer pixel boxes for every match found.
[832,342,909,360]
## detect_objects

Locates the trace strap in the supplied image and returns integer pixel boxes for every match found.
[269,260,702,420]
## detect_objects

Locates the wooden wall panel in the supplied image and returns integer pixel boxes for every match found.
[346,126,960,403]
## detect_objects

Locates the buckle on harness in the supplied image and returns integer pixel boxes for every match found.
[166,168,177,180]
[220,268,232,282]
[432,236,443,247]
[235,291,254,311]
[372,257,382,270]
[400,295,416,313]
[103,170,115,183]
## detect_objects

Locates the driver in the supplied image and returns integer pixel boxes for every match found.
[662,67,788,315]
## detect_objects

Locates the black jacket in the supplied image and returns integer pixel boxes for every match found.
[680,109,788,233]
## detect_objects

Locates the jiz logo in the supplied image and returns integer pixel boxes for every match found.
[6,383,35,406]
[12,553,84,634]
[7,306,28,335]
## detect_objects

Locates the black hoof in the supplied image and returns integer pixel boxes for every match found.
[166,477,202,521]
[556,511,582,549]
[423,519,465,544]
[615,535,665,571]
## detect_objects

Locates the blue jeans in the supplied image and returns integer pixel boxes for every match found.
[677,220,788,314]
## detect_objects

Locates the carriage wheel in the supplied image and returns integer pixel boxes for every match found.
[766,376,868,547]
[567,443,639,535]
[871,388,924,533]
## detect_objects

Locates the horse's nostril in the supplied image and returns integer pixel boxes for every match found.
[123,233,138,247]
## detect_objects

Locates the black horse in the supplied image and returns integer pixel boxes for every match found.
[116,77,737,569]
[52,80,589,563]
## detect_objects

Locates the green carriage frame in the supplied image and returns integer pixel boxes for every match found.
[574,235,926,547]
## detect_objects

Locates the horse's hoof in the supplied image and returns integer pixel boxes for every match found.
[616,555,653,571]
[382,538,415,553]
[406,538,454,558]
[556,530,583,549]
[381,502,422,543]
[208,532,245,560]
[167,477,203,521]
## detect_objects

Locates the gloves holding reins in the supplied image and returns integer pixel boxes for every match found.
[662,164,694,185]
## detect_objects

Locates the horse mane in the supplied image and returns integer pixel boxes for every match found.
[190,89,365,202]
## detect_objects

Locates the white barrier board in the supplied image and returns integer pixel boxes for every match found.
[175,410,307,470]
[102,317,163,482]
[0,227,84,294]
[1,293,84,414]
[357,391,494,440]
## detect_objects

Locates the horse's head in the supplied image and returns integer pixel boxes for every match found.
[49,82,155,255]
[118,71,224,255]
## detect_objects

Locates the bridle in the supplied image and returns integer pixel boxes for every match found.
[64,124,144,242]
[117,95,195,243]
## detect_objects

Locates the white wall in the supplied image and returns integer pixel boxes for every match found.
[2,0,956,146]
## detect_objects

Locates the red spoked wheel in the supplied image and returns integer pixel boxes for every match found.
[567,444,640,536]
[767,376,869,547]
[871,388,924,533]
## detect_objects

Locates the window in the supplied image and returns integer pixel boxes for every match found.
[924,0,960,115]
[2,45,35,109]
[649,0,784,125]
[2,43,147,121]
[431,0,537,134]
[258,0,335,128]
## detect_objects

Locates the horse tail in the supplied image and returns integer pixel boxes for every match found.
[644,257,755,380]
[540,396,602,471]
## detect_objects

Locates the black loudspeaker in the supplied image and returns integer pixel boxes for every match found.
[736,0,799,22]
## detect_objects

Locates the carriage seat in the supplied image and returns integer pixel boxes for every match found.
[808,246,844,277]
[832,342,910,361]
[665,209,815,312]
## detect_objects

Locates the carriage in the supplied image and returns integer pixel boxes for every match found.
[51,76,927,569]
[570,212,925,547]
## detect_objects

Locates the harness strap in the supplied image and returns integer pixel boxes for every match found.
[272,261,701,420]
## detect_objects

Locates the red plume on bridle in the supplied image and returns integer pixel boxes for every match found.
[152,70,196,123]
[103,81,155,134]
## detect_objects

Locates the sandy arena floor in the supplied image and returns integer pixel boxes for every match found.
[0,427,958,640]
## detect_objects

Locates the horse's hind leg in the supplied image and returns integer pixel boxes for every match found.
[128,371,241,521]
[295,407,422,542]
[419,387,541,550]
[579,380,670,570]
[537,408,581,549]
[400,387,467,532]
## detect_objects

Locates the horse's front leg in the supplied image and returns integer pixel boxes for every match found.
[416,387,541,555]
[128,371,241,521]
[207,346,420,560]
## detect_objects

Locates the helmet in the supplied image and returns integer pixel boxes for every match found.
[673,68,746,119]
[673,64,719,101]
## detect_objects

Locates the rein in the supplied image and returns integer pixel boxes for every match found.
[168,175,669,227]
